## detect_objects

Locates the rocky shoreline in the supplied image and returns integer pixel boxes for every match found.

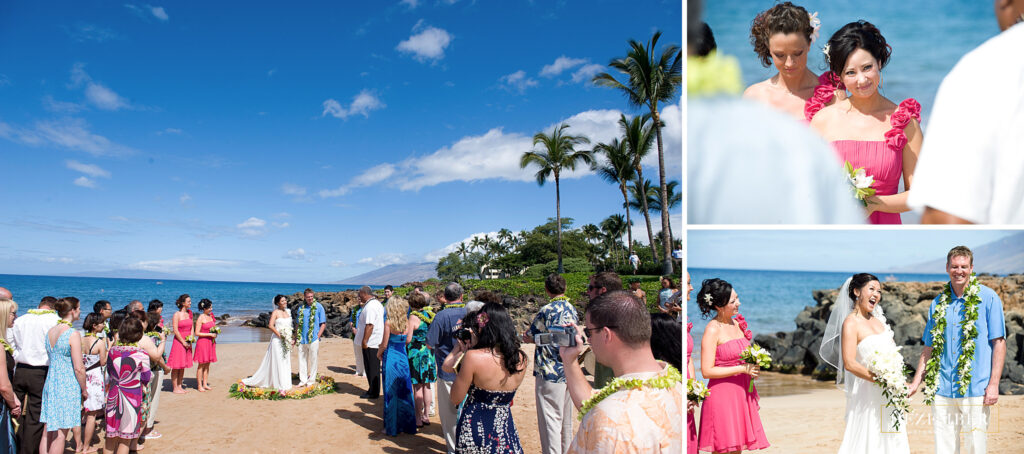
[753,275,1024,395]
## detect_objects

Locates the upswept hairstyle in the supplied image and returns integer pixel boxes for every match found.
[696,278,733,319]
[175,294,190,309]
[750,2,814,66]
[55,297,80,318]
[197,298,213,312]
[825,20,891,76]
[82,312,105,333]
[848,273,880,303]
[462,303,527,376]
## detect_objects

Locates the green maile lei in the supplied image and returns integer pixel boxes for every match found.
[299,301,319,343]
[444,303,466,310]
[414,308,436,325]
[28,309,56,316]
[923,274,982,405]
[549,295,572,305]
[115,341,139,348]
[0,339,12,356]
[578,364,682,421]
[56,320,72,327]
[144,331,161,338]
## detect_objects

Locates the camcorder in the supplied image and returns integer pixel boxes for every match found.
[534,325,577,347]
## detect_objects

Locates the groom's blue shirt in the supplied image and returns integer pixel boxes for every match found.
[922,284,1005,399]
[297,303,327,344]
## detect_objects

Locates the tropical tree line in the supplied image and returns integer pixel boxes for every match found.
[520,31,681,274]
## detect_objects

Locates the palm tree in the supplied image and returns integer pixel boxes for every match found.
[520,123,593,274]
[470,236,486,254]
[496,228,514,250]
[625,177,656,259]
[600,214,629,266]
[594,137,637,255]
[648,180,681,247]
[455,242,469,261]
[593,31,681,274]
[619,113,657,264]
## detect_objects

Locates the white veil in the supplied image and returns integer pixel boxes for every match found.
[819,276,886,390]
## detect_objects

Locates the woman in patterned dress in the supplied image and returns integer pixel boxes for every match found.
[105,317,153,454]
[39,297,87,454]
[405,292,436,427]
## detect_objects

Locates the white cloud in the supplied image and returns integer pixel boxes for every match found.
[42,96,84,113]
[130,257,240,273]
[571,63,604,83]
[273,212,291,218]
[237,217,267,237]
[321,90,385,119]
[150,6,169,21]
[356,253,409,268]
[66,160,111,178]
[423,231,500,262]
[331,260,347,267]
[0,118,134,157]
[42,257,75,264]
[73,176,96,188]
[157,128,182,135]
[317,186,349,198]
[499,70,538,93]
[179,193,191,204]
[284,248,309,261]
[70,63,132,111]
[273,222,290,228]
[541,56,587,77]
[319,163,395,198]
[267,68,277,77]
[281,183,307,196]
[639,101,682,176]
[396,23,452,62]
[400,0,419,8]
[125,4,169,22]
[68,23,118,42]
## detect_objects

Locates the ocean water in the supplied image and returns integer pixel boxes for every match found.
[0,274,372,343]
[702,0,998,124]
[686,268,949,342]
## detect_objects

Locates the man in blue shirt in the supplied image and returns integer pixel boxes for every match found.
[910,246,1006,454]
[296,288,327,387]
[426,282,467,454]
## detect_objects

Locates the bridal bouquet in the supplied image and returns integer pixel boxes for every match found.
[866,345,912,431]
[210,326,221,343]
[279,325,294,357]
[740,344,772,392]
[687,378,709,404]
[186,335,197,345]
[844,161,876,206]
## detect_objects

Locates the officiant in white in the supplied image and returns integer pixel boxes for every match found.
[908,246,1007,454]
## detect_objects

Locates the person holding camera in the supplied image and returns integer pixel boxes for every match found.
[522,273,579,454]
[426,282,468,454]
[558,290,683,453]
[442,303,528,453]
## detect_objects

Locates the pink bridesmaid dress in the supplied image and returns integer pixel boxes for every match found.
[192,319,217,364]
[697,319,769,452]
[687,323,698,454]
[167,312,194,369]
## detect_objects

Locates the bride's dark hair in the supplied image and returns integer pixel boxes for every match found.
[848,273,880,303]
[273,294,288,308]
[696,278,733,319]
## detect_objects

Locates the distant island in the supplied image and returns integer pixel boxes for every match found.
[331,262,438,286]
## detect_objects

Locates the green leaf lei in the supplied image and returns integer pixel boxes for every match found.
[0,339,12,356]
[115,341,139,348]
[56,320,72,327]
[923,274,982,405]
[444,303,466,310]
[578,364,682,421]
[28,309,56,316]
[414,308,436,325]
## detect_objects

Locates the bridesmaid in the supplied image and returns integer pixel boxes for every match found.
[105,318,152,454]
[697,279,769,453]
[809,21,922,224]
[377,297,417,436]
[167,294,194,393]
[0,298,19,454]
[192,299,218,391]
[39,297,87,454]
[743,2,840,121]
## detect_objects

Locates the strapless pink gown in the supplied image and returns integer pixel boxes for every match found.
[192,320,217,364]
[697,337,770,453]
[687,323,697,454]
[167,312,194,369]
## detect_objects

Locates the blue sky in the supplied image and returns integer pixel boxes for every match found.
[689,230,1017,273]
[0,1,682,283]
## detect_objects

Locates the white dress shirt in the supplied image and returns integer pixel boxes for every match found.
[360,299,385,348]
[11,311,60,366]
[908,23,1024,224]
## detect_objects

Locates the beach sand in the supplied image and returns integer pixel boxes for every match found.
[128,337,563,453]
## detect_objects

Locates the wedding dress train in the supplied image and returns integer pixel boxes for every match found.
[241,317,293,390]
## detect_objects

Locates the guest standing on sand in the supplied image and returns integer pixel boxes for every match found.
[405,292,436,428]
[585,271,622,389]
[377,297,416,436]
[357,286,384,398]
[105,317,152,454]
[39,297,87,454]
[141,311,166,442]
[426,282,467,454]
[696,278,770,453]
[76,313,107,454]
[0,298,21,454]
[296,289,326,387]
[11,296,59,454]
[167,294,194,393]
[351,296,366,377]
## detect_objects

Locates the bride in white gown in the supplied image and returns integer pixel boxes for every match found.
[819,274,910,454]
[242,295,293,390]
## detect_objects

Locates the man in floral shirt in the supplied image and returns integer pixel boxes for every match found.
[523,273,579,454]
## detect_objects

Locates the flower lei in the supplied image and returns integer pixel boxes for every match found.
[56,320,72,327]
[579,364,682,421]
[300,301,319,343]
[923,274,982,405]
[0,339,12,356]
[28,309,56,316]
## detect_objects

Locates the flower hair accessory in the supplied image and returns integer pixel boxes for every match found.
[808,12,821,43]
[822,42,831,65]
[476,312,489,329]
[703,293,713,305]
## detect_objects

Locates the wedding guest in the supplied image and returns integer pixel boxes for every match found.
[443,303,528,453]
[127,300,143,313]
[558,290,682,453]
[167,294,194,394]
[684,271,698,454]
[628,252,640,275]
[92,300,112,340]
[522,273,578,454]
[650,313,682,371]
[39,297,87,454]
[107,311,125,343]
[147,299,164,328]
[105,317,152,454]
[357,286,384,398]
[586,271,621,388]
[296,288,326,387]
[11,296,59,454]
[628,279,646,302]
[743,2,835,121]
[696,279,769,452]
[351,296,366,377]
[908,3,1024,224]
[141,311,165,442]
[809,21,923,224]
[0,299,21,454]
[426,282,468,453]
[658,276,677,313]
[383,285,394,304]
[377,297,416,436]
[908,246,1006,454]
[192,299,218,391]
[406,292,436,427]
[75,313,107,454]
[0,289,10,300]
[124,311,164,447]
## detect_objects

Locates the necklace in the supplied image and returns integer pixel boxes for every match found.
[57,320,72,327]
[0,339,12,355]
[28,309,56,316]
[923,274,982,404]
[578,364,682,421]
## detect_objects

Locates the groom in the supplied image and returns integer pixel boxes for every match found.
[296,288,327,386]
[909,246,1006,454]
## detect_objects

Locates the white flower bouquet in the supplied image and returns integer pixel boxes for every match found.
[687,378,710,405]
[210,326,221,343]
[845,161,877,207]
[279,325,294,357]
[740,344,772,392]
[867,344,912,431]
